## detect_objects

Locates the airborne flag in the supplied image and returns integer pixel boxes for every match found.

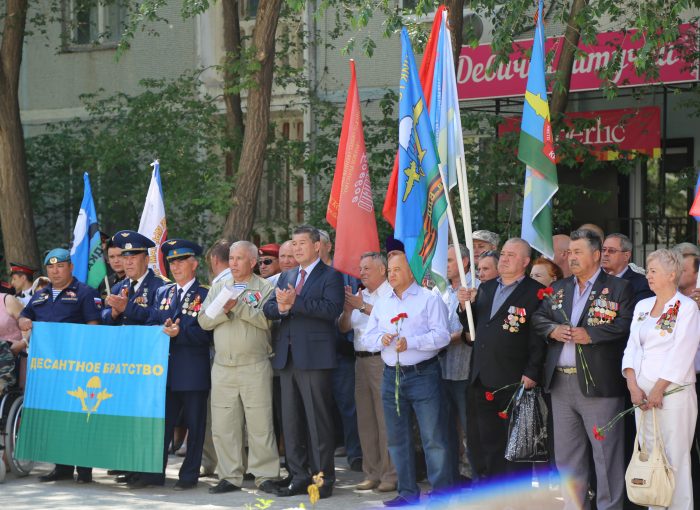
[519,0,558,258]
[70,172,107,288]
[395,28,447,284]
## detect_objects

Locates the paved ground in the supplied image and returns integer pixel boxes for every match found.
[0,456,565,509]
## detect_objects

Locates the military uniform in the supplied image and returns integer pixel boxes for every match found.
[101,269,166,325]
[21,249,102,483]
[99,231,167,485]
[140,239,212,489]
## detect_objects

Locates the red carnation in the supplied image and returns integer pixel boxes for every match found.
[498,411,508,420]
[593,425,605,441]
[537,287,554,300]
[398,312,408,320]
[485,392,495,401]
[390,316,399,324]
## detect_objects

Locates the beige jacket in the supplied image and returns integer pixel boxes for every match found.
[198,273,273,367]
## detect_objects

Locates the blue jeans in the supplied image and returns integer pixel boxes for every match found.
[382,357,453,501]
[332,354,362,463]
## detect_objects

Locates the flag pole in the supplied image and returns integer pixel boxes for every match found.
[439,169,475,340]
[447,158,476,342]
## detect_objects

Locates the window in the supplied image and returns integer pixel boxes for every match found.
[66,0,127,47]
[243,0,259,18]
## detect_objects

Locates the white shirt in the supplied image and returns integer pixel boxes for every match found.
[350,280,393,352]
[132,270,149,293]
[295,257,321,287]
[212,268,232,285]
[176,278,196,296]
[360,281,450,366]
[622,292,700,385]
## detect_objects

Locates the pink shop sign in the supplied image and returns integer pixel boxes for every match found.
[457,23,698,101]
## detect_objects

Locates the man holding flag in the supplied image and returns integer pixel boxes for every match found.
[70,173,107,289]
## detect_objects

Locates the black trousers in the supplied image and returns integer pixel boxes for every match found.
[470,381,527,480]
[54,464,91,478]
[279,350,335,485]
[143,389,208,484]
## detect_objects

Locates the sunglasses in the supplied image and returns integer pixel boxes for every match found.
[259,258,277,266]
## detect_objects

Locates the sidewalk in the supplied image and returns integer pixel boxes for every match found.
[0,456,564,509]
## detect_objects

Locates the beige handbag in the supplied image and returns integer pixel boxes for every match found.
[625,408,676,507]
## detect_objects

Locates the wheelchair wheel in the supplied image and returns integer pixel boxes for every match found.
[0,449,5,482]
[6,395,34,476]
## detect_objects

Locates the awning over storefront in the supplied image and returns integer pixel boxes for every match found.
[498,107,661,160]
[457,24,698,101]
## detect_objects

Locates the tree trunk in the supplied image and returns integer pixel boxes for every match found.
[549,0,588,118]
[444,0,464,72]
[221,0,282,241]
[222,0,245,177]
[0,0,39,268]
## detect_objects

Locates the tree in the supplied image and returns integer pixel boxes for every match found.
[0,0,40,267]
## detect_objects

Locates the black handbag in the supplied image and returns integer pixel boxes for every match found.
[504,386,549,462]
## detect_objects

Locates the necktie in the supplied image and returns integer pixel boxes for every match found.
[295,269,307,295]
[129,280,138,296]
[177,288,184,311]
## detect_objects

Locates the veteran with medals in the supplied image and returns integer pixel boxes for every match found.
[101,230,168,326]
[532,229,634,510]
[457,238,546,481]
[134,239,213,490]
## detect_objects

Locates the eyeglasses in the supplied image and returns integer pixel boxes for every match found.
[601,248,629,255]
[259,258,276,266]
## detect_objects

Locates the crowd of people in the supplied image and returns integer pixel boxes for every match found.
[1,222,700,510]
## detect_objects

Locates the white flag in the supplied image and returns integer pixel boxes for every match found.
[138,160,168,277]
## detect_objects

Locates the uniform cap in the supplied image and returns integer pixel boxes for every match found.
[162,239,203,261]
[44,248,71,266]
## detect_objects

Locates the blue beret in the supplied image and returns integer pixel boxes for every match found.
[162,239,203,261]
[111,230,156,255]
[44,248,71,266]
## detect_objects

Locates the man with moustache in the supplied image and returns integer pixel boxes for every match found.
[263,225,344,499]
[532,229,633,510]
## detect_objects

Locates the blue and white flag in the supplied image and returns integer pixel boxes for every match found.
[71,173,107,288]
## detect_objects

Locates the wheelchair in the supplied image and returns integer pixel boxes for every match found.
[0,356,34,482]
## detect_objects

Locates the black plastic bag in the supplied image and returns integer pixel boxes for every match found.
[504,386,549,462]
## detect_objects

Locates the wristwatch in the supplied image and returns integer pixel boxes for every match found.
[359,303,367,314]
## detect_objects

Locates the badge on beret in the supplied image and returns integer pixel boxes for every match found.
[167,240,177,245]
[125,243,133,249]
[49,257,58,264]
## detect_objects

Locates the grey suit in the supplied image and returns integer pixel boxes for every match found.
[532,270,633,510]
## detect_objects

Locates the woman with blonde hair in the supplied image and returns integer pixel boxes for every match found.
[622,249,700,510]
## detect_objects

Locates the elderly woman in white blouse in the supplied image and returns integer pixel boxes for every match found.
[622,249,700,510]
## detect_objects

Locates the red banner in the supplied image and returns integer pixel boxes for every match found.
[327,60,379,279]
[458,24,698,101]
[499,107,661,160]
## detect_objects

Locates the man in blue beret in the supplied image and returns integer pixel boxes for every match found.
[135,239,213,490]
[101,230,168,485]
[18,248,102,484]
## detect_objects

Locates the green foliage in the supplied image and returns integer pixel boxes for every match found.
[25,71,230,254]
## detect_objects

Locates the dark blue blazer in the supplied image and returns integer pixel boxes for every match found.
[101,269,167,325]
[621,266,654,307]
[149,280,212,392]
[263,261,344,370]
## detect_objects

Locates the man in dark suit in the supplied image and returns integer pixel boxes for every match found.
[601,233,653,307]
[458,238,545,480]
[532,229,633,510]
[138,239,212,490]
[263,225,344,499]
